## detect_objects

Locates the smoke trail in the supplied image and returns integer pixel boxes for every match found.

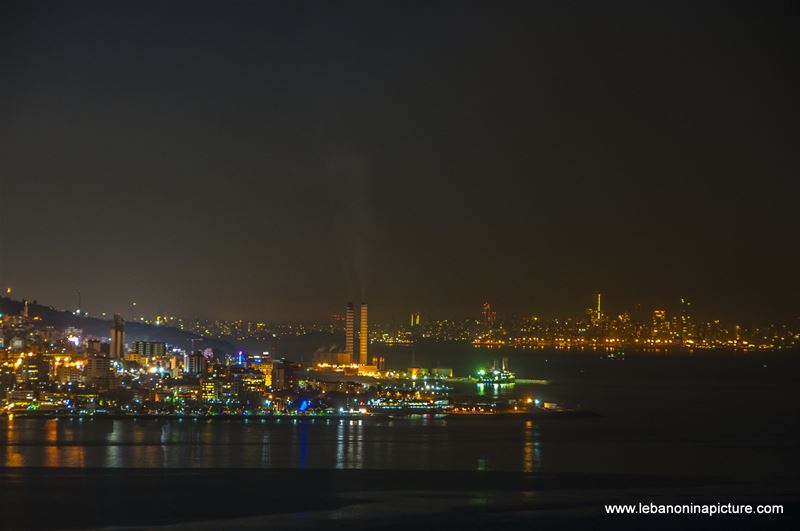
[326,144,374,301]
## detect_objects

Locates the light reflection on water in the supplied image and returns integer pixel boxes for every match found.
[4,350,797,480]
[0,416,541,471]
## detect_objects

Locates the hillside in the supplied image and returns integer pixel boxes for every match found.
[0,296,236,356]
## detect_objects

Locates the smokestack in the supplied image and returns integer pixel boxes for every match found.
[111,314,125,359]
[345,302,354,361]
[360,302,368,365]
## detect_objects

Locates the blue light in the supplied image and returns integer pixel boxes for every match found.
[298,399,310,412]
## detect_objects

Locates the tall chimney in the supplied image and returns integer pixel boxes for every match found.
[345,302,354,362]
[359,302,368,365]
[111,314,125,359]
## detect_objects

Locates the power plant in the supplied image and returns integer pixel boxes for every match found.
[359,302,368,365]
[345,302,354,362]
[110,314,125,359]
[343,301,369,366]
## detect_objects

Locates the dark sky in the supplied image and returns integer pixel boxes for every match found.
[1,1,798,324]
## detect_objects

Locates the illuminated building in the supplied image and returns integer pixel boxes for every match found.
[7,389,34,403]
[270,360,299,390]
[596,292,602,321]
[481,302,496,326]
[345,302,354,359]
[237,371,266,393]
[201,379,219,401]
[410,312,421,327]
[408,367,428,379]
[249,356,273,387]
[679,298,693,341]
[359,302,368,365]
[110,314,125,359]
[431,367,453,378]
[133,341,166,358]
[86,356,114,389]
[234,370,266,404]
[185,352,206,375]
[16,355,49,387]
[86,339,103,353]
[589,292,603,326]
[123,352,146,365]
[652,309,668,340]
[56,363,83,384]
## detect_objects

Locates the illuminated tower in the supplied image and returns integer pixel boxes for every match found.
[679,298,693,340]
[110,314,125,359]
[596,292,602,323]
[345,302,354,360]
[652,309,667,340]
[359,302,368,365]
[481,302,496,326]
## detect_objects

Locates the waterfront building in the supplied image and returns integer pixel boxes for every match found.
[201,379,220,401]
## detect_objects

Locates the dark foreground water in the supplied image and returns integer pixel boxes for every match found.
[1,347,799,530]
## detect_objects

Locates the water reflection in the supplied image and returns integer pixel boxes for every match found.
[523,420,534,472]
[0,417,542,472]
[261,429,271,467]
[335,421,345,469]
[296,422,308,468]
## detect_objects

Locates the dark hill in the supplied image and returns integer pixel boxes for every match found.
[0,296,236,356]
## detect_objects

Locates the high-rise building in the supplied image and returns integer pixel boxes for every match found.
[86,356,111,380]
[16,355,49,387]
[86,339,103,353]
[591,292,603,326]
[345,302,354,359]
[481,302,496,326]
[185,351,206,376]
[410,312,421,328]
[596,292,602,321]
[86,355,115,389]
[110,314,125,359]
[359,303,368,365]
[652,309,668,340]
[133,341,166,358]
[679,298,693,340]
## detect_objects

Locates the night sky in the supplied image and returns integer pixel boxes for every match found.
[1,1,798,323]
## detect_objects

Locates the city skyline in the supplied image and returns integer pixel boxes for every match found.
[1,1,798,324]
[2,290,796,336]
[1,3,798,529]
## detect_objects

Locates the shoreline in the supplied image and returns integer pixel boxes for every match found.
[2,409,600,421]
